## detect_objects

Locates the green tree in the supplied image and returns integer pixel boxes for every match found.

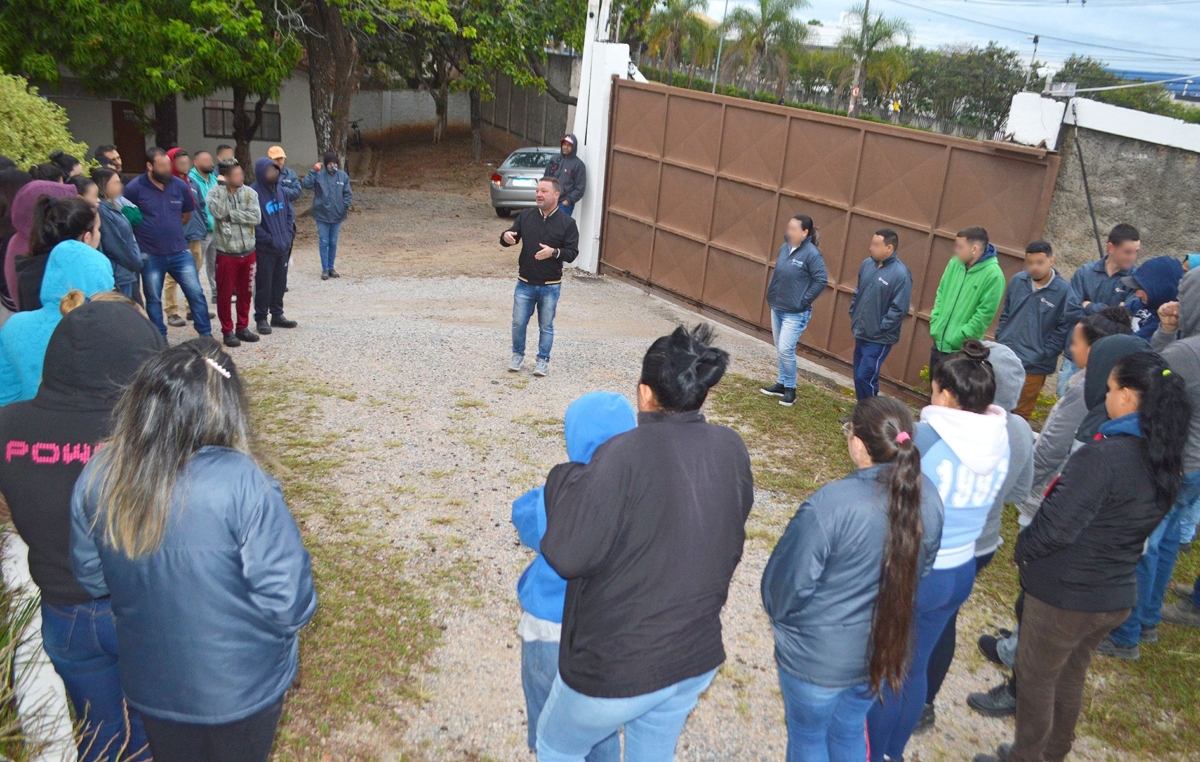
[682,19,721,87]
[1050,54,1182,116]
[724,0,810,99]
[898,43,1026,130]
[840,3,911,114]
[0,71,90,168]
[646,0,709,75]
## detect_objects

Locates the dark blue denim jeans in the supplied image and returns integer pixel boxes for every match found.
[142,250,211,337]
[852,339,893,400]
[778,669,873,762]
[512,280,561,362]
[41,599,150,762]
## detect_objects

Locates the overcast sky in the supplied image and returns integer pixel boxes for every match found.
[705,0,1200,73]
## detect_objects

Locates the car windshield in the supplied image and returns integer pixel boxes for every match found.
[503,151,554,169]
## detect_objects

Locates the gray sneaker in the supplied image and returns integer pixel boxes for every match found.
[508,354,523,372]
[533,359,549,377]
[1162,599,1200,628]
[1096,636,1140,661]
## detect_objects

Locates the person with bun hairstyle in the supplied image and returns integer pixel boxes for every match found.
[70,340,316,762]
[763,396,943,762]
[0,197,114,405]
[536,325,753,761]
[868,339,1010,762]
[48,150,82,180]
[761,214,828,407]
[974,352,1191,762]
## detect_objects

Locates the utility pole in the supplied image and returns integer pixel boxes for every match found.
[1024,34,1040,90]
[847,0,870,118]
[712,0,731,94]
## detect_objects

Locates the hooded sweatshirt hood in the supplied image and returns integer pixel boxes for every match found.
[982,340,1025,412]
[166,147,186,178]
[561,134,578,149]
[512,392,636,624]
[36,301,165,412]
[8,181,76,258]
[251,157,293,254]
[1176,267,1200,339]
[253,157,278,190]
[1128,256,1183,312]
[920,404,1010,474]
[1075,333,1154,444]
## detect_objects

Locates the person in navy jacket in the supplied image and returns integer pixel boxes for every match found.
[849,228,913,399]
[760,214,828,408]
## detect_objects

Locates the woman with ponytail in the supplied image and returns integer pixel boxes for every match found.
[761,214,828,407]
[868,339,1010,762]
[0,197,113,404]
[763,396,943,762]
[975,352,1191,762]
[536,324,754,761]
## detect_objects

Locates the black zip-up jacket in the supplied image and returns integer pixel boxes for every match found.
[501,206,580,285]
[1015,428,1170,612]
[848,253,913,345]
[541,410,754,698]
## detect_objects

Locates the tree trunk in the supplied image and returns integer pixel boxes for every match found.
[433,60,449,144]
[153,96,178,148]
[302,0,358,157]
[469,88,483,161]
[231,86,267,183]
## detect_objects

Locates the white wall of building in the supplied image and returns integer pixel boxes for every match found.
[45,95,115,157]
[1007,91,1200,155]
[351,89,469,134]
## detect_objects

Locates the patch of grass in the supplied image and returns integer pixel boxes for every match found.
[512,414,563,440]
[243,366,442,760]
[429,516,457,526]
[454,398,487,409]
[427,469,454,480]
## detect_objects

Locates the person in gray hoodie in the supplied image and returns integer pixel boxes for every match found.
[543,134,585,216]
[921,341,1032,731]
[760,214,828,408]
[302,152,352,280]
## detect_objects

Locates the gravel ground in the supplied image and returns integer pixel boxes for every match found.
[173,177,1155,762]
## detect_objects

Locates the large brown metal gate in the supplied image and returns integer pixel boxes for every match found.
[599,79,1060,389]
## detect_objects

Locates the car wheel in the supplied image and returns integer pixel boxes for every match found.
[494,207,511,218]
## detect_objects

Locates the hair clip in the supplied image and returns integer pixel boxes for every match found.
[204,357,231,379]
[895,431,911,444]
[1163,369,1173,377]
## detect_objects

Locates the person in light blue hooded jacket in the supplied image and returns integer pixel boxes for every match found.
[0,203,115,405]
[511,391,635,762]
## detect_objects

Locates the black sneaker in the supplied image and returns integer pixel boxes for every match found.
[321,270,330,280]
[1141,625,1159,644]
[760,383,786,397]
[978,634,1005,666]
[967,681,1016,717]
[973,744,1012,762]
[780,388,797,407]
[256,320,272,335]
[235,328,260,343]
[222,332,241,348]
[913,703,935,735]
[271,315,298,329]
[1096,636,1140,661]
[167,314,186,327]
[329,268,341,278]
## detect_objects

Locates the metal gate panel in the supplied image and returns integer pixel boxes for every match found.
[600,79,1060,390]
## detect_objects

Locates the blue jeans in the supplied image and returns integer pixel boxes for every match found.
[868,558,976,762]
[1111,470,1200,646]
[536,668,717,762]
[852,339,892,400]
[778,670,873,762]
[559,201,575,217]
[772,308,812,389]
[1056,357,1081,398]
[1179,486,1200,545]
[316,220,342,271]
[521,640,618,761]
[142,250,211,337]
[512,280,561,362]
[41,599,150,762]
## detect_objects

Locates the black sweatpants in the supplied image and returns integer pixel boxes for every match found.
[142,699,283,762]
[254,247,288,322]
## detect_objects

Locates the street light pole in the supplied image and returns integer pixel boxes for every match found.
[848,0,870,118]
[1024,34,1040,90]
[712,0,731,94]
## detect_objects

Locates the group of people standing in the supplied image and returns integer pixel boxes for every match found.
[0,142,353,353]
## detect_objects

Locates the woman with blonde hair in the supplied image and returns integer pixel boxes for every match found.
[70,339,316,762]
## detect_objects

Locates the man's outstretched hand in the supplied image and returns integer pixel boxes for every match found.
[502,230,518,245]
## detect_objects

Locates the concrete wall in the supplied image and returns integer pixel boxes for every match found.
[1043,125,1200,273]
[350,89,469,135]
[480,53,580,150]
[44,94,113,157]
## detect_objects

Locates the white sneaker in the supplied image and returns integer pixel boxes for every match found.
[508,354,524,372]
[533,359,549,377]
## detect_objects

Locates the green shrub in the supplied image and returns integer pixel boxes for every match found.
[0,71,90,170]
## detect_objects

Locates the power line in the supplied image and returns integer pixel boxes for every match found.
[882,0,1200,62]
[1073,72,1200,91]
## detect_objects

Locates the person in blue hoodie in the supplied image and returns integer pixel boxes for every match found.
[1122,255,1183,341]
[868,339,1009,762]
[511,391,635,762]
[302,152,352,280]
[251,157,298,336]
[0,198,115,405]
[760,214,828,408]
[848,228,913,399]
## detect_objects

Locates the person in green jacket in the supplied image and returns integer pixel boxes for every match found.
[928,226,1007,372]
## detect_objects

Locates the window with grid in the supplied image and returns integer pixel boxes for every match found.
[202,100,282,141]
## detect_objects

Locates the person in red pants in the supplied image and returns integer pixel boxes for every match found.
[204,161,261,347]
